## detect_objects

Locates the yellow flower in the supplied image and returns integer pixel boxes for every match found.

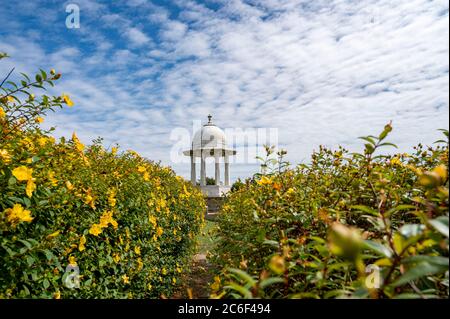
[419,164,448,186]
[143,171,150,181]
[113,253,121,263]
[5,203,34,224]
[0,149,11,163]
[108,190,116,207]
[35,116,44,123]
[47,230,61,239]
[433,164,448,181]
[62,94,74,107]
[37,137,48,146]
[79,235,86,252]
[7,96,14,103]
[110,219,118,229]
[0,106,5,118]
[286,188,295,195]
[48,171,58,186]
[111,147,118,155]
[210,276,221,291]
[183,184,191,196]
[71,132,85,152]
[272,182,282,191]
[89,224,102,236]
[269,255,285,275]
[162,267,167,275]
[137,258,143,271]
[122,274,130,284]
[137,166,146,173]
[390,156,402,166]
[99,211,111,227]
[156,226,163,237]
[65,181,74,190]
[257,176,273,186]
[53,291,61,299]
[84,193,95,209]
[12,166,33,181]
[172,277,177,284]
[134,246,141,255]
[68,256,77,266]
[25,179,36,198]
[149,215,157,227]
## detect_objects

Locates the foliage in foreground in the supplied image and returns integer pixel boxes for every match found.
[0,57,205,298]
[213,123,449,299]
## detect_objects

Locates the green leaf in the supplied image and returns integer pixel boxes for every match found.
[364,143,375,154]
[392,262,448,287]
[402,255,449,267]
[42,249,55,261]
[228,268,256,287]
[350,205,379,216]
[386,205,416,218]
[378,142,398,149]
[259,277,285,289]
[358,136,376,146]
[40,69,47,80]
[428,217,449,238]
[18,239,32,249]
[262,240,279,248]
[363,240,393,258]
[378,123,393,141]
[8,177,16,186]
[223,283,253,298]
[43,278,50,289]
[31,271,39,281]
[20,72,30,82]
[438,129,449,138]
[23,197,31,208]
[27,256,35,266]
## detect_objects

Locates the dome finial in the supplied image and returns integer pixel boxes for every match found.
[207,114,213,124]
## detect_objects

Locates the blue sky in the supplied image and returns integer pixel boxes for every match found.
[0,0,448,182]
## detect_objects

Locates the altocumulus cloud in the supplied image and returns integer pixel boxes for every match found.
[0,0,448,181]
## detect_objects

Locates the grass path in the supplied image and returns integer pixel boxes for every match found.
[172,220,218,298]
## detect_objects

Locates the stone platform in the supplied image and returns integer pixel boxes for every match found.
[200,185,231,220]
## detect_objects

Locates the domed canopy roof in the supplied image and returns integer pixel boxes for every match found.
[193,122,226,149]
[183,115,236,157]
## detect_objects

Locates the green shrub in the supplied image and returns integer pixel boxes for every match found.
[213,124,449,299]
[0,57,205,298]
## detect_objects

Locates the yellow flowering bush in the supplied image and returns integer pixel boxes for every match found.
[213,124,449,299]
[0,56,205,298]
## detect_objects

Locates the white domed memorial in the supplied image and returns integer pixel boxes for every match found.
[183,115,236,215]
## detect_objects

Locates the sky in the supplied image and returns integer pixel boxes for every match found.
[0,0,448,182]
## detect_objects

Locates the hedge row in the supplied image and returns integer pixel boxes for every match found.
[213,124,449,299]
[0,61,206,298]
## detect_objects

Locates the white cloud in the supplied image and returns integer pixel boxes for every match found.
[160,21,188,42]
[124,27,152,46]
[0,0,448,182]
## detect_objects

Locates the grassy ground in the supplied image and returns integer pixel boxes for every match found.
[197,219,219,255]
[172,219,219,299]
